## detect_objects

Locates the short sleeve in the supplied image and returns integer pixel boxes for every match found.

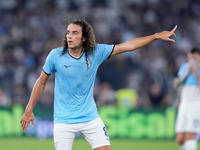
[43,50,56,74]
[94,44,114,65]
[178,63,188,77]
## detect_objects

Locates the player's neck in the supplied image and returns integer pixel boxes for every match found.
[68,48,84,58]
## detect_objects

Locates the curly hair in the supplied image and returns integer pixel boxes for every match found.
[61,19,96,68]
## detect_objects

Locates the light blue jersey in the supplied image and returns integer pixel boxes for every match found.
[43,44,114,124]
[178,62,200,85]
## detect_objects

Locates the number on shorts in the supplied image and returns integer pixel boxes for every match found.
[103,126,108,137]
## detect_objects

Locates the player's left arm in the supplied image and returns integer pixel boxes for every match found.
[111,25,177,56]
[190,61,200,85]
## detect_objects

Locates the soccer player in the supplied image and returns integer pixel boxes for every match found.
[174,48,200,150]
[20,19,177,150]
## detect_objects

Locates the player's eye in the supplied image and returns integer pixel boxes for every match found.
[73,31,78,35]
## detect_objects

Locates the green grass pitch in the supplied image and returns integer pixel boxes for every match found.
[0,137,200,150]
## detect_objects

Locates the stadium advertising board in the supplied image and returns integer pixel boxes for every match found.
[99,106,176,139]
[0,105,23,136]
[0,105,177,139]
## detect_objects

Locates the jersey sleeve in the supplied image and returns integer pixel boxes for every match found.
[43,50,56,74]
[95,44,114,65]
[178,63,188,77]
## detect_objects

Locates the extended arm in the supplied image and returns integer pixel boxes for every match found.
[111,25,177,56]
[20,71,49,132]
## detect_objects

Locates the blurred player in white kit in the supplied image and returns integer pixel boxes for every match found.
[174,48,200,150]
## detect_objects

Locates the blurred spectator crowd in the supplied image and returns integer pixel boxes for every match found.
[0,0,200,109]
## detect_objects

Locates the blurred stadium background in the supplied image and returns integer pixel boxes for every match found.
[0,0,200,150]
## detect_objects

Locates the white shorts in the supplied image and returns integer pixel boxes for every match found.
[53,117,110,150]
[181,86,200,102]
[175,101,200,133]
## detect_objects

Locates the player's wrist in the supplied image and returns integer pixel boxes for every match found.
[153,33,159,40]
[25,106,33,113]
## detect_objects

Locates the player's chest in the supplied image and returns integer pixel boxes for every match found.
[56,56,95,78]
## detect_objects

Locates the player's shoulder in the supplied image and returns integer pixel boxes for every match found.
[94,44,114,51]
[179,62,189,72]
[181,62,189,67]
[50,47,63,55]
[95,44,108,49]
[94,44,102,50]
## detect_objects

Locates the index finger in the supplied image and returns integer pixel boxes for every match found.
[171,25,177,33]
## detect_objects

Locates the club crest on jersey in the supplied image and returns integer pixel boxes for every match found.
[84,59,92,68]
